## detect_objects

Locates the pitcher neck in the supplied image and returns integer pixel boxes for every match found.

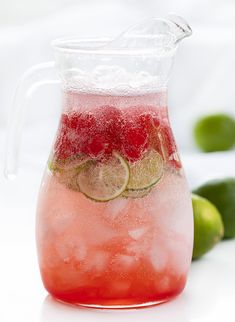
[61,89,168,114]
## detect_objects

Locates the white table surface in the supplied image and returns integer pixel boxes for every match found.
[1,146,235,322]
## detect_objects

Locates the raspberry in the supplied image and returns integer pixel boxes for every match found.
[95,106,124,145]
[158,124,182,169]
[76,113,97,154]
[68,113,82,130]
[121,123,149,162]
[138,113,160,142]
[54,114,72,160]
[80,112,96,130]
[91,106,124,156]
[124,106,160,148]
[54,112,97,160]
[85,133,108,158]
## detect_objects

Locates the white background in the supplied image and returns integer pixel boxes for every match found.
[1,0,235,147]
[1,1,235,321]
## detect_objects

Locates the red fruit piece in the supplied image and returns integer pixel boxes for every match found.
[54,112,97,160]
[76,112,97,155]
[93,106,124,155]
[138,113,160,151]
[138,113,160,132]
[54,107,125,161]
[157,124,182,169]
[121,122,149,162]
[54,114,73,160]
[85,133,108,158]
[126,104,160,136]
[120,107,161,162]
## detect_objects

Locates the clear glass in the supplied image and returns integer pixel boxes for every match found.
[5,16,193,308]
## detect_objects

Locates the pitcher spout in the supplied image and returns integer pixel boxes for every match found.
[104,14,192,53]
[165,14,192,44]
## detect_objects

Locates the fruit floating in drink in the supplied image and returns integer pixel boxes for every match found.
[36,91,193,307]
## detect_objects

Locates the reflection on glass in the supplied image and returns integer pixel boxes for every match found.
[40,294,189,322]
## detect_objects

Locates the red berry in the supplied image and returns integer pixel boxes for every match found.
[76,112,97,154]
[124,107,160,156]
[54,136,72,160]
[54,112,97,160]
[158,124,182,169]
[85,133,108,158]
[54,114,72,160]
[138,113,159,130]
[121,123,149,162]
[93,106,124,154]
[160,125,177,155]
[68,113,82,130]
[80,112,96,130]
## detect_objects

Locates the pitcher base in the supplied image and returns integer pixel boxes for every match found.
[53,295,179,310]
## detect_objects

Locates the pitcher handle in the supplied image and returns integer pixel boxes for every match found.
[4,61,59,179]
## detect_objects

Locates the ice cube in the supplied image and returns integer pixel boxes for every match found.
[84,250,109,273]
[149,171,193,239]
[130,71,153,88]
[85,219,117,246]
[155,276,171,293]
[112,254,136,271]
[166,237,191,275]
[104,198,129,219]
[54,234,85,263]
[128,227,148,240]
[74,243,87,262]
[93,65,130,89]
[50,211,77,234]
[150,240,168,272]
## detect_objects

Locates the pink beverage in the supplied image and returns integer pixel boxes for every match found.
[36,90,193,308]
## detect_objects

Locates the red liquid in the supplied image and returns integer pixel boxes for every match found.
[36,91,193,308]
[42,256,186,306]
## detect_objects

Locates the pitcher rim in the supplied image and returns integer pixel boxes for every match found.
[51,36,178,56]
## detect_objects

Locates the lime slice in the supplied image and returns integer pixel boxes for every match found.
[78,153,130,202]
[48,155,89,191]
[49,154,89,171]
[127,149,164,191]
[122,187,152,199]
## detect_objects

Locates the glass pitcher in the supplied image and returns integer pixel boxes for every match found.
[5,16,193,308]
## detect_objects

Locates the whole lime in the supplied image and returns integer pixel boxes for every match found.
[193,114,235,152]
[193,178,235,238]
[192,194,224,259]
